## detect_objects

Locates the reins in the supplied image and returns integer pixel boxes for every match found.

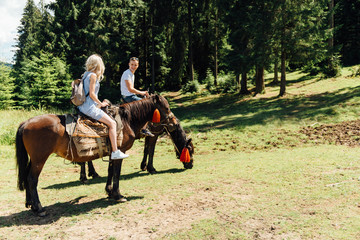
[163,126,182,156]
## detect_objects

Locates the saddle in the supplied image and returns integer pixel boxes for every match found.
[65,107,123,158]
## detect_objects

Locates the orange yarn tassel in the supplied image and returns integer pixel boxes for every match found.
[152,109,160,123]
[180,148,190,163]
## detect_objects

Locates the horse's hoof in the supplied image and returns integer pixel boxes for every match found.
[37,210,47,217]
[90,173,100,178]
[80,176,88,184]
[113,194,127,202]
[148,169,157,174]
[80,179,89,184]
[116,197,127,203]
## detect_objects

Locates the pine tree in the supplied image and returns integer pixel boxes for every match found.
[13,0,42,70]
[219,0,274,95]
[335,0,360,65]
[17,51,71,109]
[12,0,42,105]
[0,64,15,109]
[272,0,329,96]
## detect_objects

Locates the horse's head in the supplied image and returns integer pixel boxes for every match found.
[181,138,194,169]
[151,94,178,130]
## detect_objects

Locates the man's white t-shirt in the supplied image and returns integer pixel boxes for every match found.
[120,69,134,96]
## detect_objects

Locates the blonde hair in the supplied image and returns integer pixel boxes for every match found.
[85,54,105,81]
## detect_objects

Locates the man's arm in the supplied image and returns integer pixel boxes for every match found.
[125,80,148,96]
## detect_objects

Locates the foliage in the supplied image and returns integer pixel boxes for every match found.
[216,72,238,93]
[17,51,72,109]
[2,0,359,109]
[181,79,200,94]
[335,0,360,66]
[205,70,237,94]
[321,54,342,77]
[13,0,42,70]
[0,64,15,109]
[204,68,216,92]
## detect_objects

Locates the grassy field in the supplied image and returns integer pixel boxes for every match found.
[1,67,360,239]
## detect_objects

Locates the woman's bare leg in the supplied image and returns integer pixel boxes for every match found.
[98,114,118,152]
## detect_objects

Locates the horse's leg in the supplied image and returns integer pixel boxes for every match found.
[111,159,127,202]
[27,158,47,216]
[141,137,150,171]
[79,163,88,183]
[146,136,159,174]
[88,161,100,178]
[24,164,32,208]
[105,158,113,197]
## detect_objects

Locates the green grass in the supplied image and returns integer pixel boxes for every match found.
[1,67,360,239]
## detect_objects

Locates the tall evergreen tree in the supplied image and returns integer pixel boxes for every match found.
[0,64,15,109]
[17,51,71,109]
[272,0,329,96]
[12,0,44,106]
[220,0,274,95]
[335,0,360,65]
[13,0,42,70]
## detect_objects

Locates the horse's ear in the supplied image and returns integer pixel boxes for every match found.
[154,94,161,103]
[186,138,192,146]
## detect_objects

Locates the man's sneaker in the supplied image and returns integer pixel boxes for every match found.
[111,150,129,160]
[141,129,155,137]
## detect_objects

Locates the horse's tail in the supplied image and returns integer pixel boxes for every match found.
[16,123,29,191]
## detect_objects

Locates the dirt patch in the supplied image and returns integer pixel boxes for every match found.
[300,120,360,146]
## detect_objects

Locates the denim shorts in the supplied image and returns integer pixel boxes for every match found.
[122,95,142,103]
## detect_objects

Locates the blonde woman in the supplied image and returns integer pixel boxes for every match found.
[78,54,128,160]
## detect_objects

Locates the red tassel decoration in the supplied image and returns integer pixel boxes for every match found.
[180,148,190,163]
[152,109,160,123]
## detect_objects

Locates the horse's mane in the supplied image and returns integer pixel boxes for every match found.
[111,95,157,124]
[169,118,187,155]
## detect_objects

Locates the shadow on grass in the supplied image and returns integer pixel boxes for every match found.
[172,85,360,131]
[0,195,143,227]
[43,168,186,190]
[0,168,187,227]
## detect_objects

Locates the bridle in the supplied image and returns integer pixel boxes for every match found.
[152,105,178,131]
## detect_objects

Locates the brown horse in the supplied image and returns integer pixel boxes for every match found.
[79,116,194,182]
[141,117,194,173]
[16,94,176,216]
[87,117,195,201]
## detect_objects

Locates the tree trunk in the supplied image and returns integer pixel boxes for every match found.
[188,0,194,82]
[214,4,218,86]
[143,9,149,92]
[328,0,334,49]
[255,66,265,94]
[279,49,286,96]
[273,60,279,84]
[151,13,155,93]
[239,72,250,94]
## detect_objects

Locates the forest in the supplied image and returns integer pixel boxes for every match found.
[0,0,359,109]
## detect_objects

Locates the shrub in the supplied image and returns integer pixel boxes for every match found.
[181,79,200,93]
[204,69,216,93]
[0,64,15,109]
[322,55,341,77]
[217,72,238,93]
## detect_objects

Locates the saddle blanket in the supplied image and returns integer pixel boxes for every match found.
[65,113,123,158]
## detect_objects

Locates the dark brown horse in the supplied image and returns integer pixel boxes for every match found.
[79,116,194,182]
[141,118,194,173]
[104,118,194,202]
[16,94,176,216]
